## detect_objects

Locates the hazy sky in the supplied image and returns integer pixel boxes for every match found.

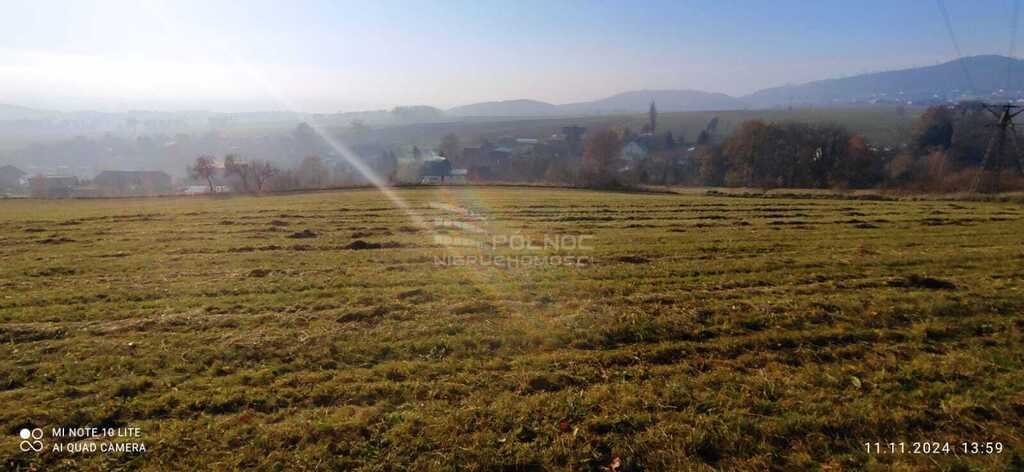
[0,0,1019,112]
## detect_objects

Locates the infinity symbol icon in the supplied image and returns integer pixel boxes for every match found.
[19,440,43,452]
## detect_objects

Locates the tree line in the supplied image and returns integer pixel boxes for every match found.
[188,154,355,194]
[580,102,1021,192]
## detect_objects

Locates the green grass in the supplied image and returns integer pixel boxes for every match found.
[1,187,1022,470]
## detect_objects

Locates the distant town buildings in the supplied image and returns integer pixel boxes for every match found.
[1,118,684,196]
[1,168,177,198]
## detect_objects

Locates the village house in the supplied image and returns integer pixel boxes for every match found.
[0,165,26,190]
[448,168,469,184]
[29,175,80,198]
[418,158,467,184]
[182,184,230,195]
[621,141,649,163]
[419,158,451,184]
[462,146,512,181]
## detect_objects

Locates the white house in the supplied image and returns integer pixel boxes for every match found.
[448,168,468,184]
[419,169,468,185]
[622,141,648,162]
[183,185,229,195]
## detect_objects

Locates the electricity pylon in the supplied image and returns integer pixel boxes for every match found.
[973,103,1024,192]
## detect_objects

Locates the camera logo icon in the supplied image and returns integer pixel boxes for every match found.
[19,428,44,452]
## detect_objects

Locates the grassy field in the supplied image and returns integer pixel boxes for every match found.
[1,186,1022,470]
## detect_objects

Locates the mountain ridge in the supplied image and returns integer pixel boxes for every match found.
[448,55,1024,116]
[6,55,1024,121]
[742,54,1024,107]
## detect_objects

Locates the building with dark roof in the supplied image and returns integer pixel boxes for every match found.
[0,165,26,189]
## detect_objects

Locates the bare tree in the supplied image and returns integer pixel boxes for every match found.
[297,155,328,188]
[377,150,399,183]
[190,155,217,193]
[223,154,251,193]
[695,145,726,186]
[252,160,279,192]
[582,129,623,188]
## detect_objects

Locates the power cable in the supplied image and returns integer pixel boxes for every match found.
[937,0,978,94]
[1008,0,1020,92]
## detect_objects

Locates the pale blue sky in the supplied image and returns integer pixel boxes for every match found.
[0,0,1018,111]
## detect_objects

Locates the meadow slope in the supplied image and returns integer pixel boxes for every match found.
[1,187,1022,470]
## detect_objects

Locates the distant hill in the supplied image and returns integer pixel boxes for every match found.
[448,99,559,117]
[560,89,746,114]
[0,104,57,121]
[449,90,746,118]
[743,55,1024,108]
[449,56,1024,116]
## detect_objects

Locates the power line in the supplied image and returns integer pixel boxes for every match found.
[937,0,977,93]
[1009,0,1020,91]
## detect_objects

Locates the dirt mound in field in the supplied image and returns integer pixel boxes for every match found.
[612,255,650,264]
[887,275,957,290]
[397,288,433,303]
[28,266,78,277]
[288,229,318,239]
[344,240,402,250]
[37,236,75,244]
